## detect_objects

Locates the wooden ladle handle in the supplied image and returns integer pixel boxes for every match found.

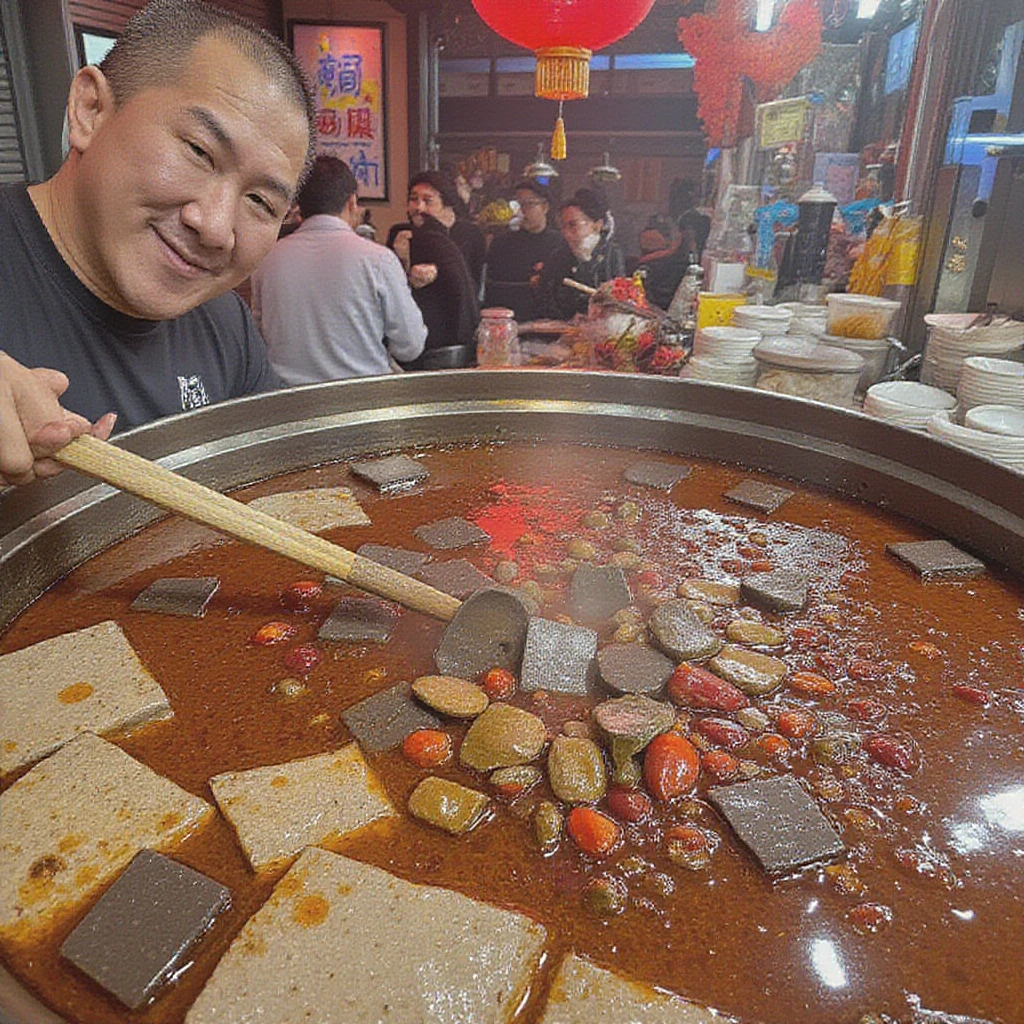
[55,434,462,622]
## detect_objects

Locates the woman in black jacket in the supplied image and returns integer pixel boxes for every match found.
[536,188,626,320]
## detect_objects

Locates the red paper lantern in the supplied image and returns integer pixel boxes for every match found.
[471,0,656,101]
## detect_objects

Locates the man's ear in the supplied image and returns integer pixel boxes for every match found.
[66,66,117,154]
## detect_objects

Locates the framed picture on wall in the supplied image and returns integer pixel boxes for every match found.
[288,21,388,200]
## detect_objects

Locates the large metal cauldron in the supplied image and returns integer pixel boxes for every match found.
[1,370,1023,1022]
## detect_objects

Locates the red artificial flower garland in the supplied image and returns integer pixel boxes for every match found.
[678,0,823,147]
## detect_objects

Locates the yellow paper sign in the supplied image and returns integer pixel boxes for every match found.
[757,98,809,150]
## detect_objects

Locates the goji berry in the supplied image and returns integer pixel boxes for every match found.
[788,670,836,697]
[251,621,296,645]
[952,684,990,706]
[606,786,652,823]
[755,733,792,759]
[282,644,322,675]
[748,560,774,573]
[848,658,885,681]
[668,663,749,712]
[863,733,919,772]
[847,902,893,934]
[695,717,749,749]
[480,666,516,701]
[401,729,452,768]
[792,627,827,647]
[643,733,700,802]
[776,709,818,739]
[701,749,741,781]
[845,697,888,721]
[566,806,621,857]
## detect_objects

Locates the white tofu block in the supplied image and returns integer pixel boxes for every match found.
[209,744,396,870]
[186,847,547,1024]
[0,733,213,944]
[538,954,728,1024]
[0,620,171,778]
[246,488,370,531]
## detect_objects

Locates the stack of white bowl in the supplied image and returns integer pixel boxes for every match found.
[921,314,1024,393]
[927,407,1024,472]
[956,356,1024,412]
[680,326,762,386]
[733,305,792,336]
[863,380,957,430]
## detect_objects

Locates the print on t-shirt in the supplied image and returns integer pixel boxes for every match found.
[178,375,210,411]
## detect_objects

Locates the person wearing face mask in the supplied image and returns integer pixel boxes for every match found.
[0,0,314,487]
[536,188,626,321]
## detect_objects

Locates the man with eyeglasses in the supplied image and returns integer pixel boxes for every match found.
[483,180,562,322]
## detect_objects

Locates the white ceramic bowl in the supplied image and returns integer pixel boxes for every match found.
[864,381,957,414]
[964,404,1024,436]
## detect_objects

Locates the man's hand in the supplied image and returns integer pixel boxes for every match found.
[392,229,412,269]
[0,351,116,487]
[408,263,438,289]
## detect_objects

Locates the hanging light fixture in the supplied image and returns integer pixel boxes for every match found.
[588,151,621,184]
[524,143,560,181]
[470,0,656,158]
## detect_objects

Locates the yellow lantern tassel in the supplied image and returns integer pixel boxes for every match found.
[551,101,567,160]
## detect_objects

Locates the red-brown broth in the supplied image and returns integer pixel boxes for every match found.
[2,441,1023,1024]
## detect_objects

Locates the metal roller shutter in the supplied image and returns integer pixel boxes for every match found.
[0,18,28,184]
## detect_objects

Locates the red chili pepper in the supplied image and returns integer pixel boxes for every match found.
[863,733,919,773]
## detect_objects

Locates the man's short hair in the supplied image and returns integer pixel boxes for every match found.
[408,170,460,211]
[298,155,358,218]
[513,179,549,204]
[99,0,316,183]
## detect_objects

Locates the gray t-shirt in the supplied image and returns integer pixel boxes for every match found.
[0,184,278,430]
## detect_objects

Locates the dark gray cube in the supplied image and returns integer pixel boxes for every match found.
[740,570,810,613]
[520,617,598,695]
[724,479,794,514]
[709,775,845,875]
[417,559,494,600]
[414,516,491,551]
[624,461,692,490]
[341,681,443,751]
[435,589,529,679]
[570,564,632,622]
[318,597,399,643]
[356,544,432,578]
[130,577,219,618]
[886,539,985,579]
[349,454,429,491]
[60,849,230,1010]
[596,643,674,696]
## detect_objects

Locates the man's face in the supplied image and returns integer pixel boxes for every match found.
[70,34,308,320]
[515,189,548,234]
[407,183,445,226]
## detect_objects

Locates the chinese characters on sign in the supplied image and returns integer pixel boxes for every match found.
[292,23,387,199]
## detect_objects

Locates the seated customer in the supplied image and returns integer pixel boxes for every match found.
[387,171,486,290]
[483,179,562,322]
[536,189,626,320]
[251,156,426,383]
[392,214,479,369]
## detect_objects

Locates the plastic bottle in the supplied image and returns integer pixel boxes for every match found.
[668,253,704,326]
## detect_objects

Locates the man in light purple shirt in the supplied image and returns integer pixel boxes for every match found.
[251,156,426,383]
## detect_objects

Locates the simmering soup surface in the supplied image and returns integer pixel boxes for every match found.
[2,441,1022,1024]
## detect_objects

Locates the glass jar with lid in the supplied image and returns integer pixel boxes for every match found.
[475,307,521,367]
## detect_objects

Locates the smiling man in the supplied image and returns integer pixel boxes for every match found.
[0,0,314,486]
